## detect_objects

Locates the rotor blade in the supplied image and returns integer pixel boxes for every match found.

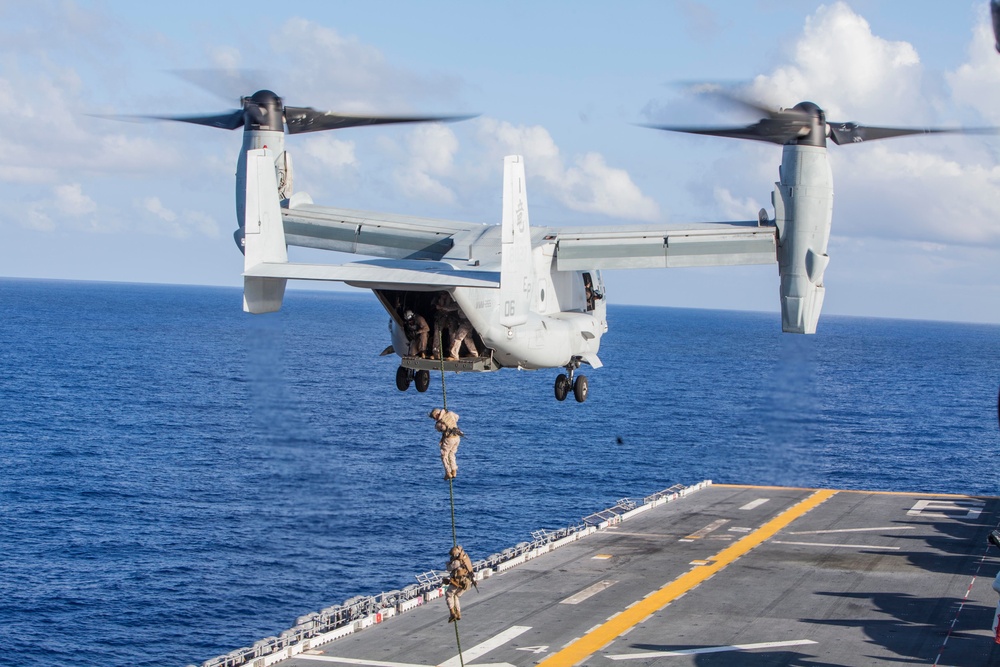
[170,69,267,103]
[149,110,245,130]
[284,108,478,134]
[682,84,785,120]
[640,119,809,145]
[91,110,245,130]
[828,122,999,145]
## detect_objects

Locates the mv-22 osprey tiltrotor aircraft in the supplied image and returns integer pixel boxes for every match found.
[150,88,988,402]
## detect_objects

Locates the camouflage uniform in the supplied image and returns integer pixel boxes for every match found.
[444,545,475,622]
[430,408,462,479]
[447,314,479,360]
[404,310,430,357]
[431,293,459,359]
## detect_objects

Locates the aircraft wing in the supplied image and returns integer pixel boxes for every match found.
[282,198,777,270]
[551,221,777,270]
[244,258,500,289]
[282,197,487,260]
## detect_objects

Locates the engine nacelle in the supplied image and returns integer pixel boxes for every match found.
[773,144,833,334]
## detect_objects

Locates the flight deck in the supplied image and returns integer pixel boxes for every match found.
[200,483,1000,667]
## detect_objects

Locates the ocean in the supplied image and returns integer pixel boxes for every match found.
[1,278,998,667]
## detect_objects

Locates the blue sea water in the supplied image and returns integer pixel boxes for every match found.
[1,278,998,667]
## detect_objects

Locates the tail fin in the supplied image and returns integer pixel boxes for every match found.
[242,148,288,314]
[499,155,535,328]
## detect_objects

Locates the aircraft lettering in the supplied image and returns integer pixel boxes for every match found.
[516,199,525,232]
[476,298,494,310]
[516,646,550,654]
[504,300,516,317]
[522,277,532,294]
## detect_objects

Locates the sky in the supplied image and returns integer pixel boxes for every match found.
[2,0,999,325]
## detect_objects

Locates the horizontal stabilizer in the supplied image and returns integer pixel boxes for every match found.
[244,259,500,289]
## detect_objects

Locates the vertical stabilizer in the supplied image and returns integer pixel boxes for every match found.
[243,148,288,314]
[499,155,535,328]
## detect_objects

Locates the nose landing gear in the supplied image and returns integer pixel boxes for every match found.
[554,359,588,403]
[396,366,430,393]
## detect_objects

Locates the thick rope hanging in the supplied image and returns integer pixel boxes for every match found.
[439,330,465,667]
[439,330,449,412]
[452,616,465,667]
[439,330,458,546]
[448,479,458,546]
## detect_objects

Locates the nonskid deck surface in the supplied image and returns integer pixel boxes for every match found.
[272,485,1000,667]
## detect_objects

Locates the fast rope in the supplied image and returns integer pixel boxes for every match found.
[439,330,465,667]
[439,331,458,545]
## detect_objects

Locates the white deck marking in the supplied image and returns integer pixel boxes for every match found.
[606,639,817,660]
[297,657,426,667]
[515,646,549,654]
[739,498,770,510]
[439,626,531,667]
[788,526,915,535]
[907,499,984,519]
[772,540,900,550]
[561,580,616,605]
[684,519,729,539]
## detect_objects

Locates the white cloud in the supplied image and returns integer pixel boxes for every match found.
[0,166,58,184]
[476,118,660,221]
[713,186,762,220]
[54,183,97,217]
[24,204,54,232]
[269,18,463,112]
[393,124,459,204]
[710,2,1000,253]
[0,52,183,175]
[143,196,177,222]
[947,10,1000,124]
[748,2,922,121]
[563,152,660,221]
[184,211,221,238]
[12,182,107,232]
[209,46,242,71]
[137,198,220,239]
[302,135,358,171]
[407,124,459,175]
[831,143,1000,247]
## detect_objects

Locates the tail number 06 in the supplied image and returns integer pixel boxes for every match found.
[504,300,516,317]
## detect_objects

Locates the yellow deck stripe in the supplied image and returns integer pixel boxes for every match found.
[535,489,838,667]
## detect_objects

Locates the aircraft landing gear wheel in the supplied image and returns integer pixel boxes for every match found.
[415,369,430,393]
[554,374,570,401]
[574,375,588,403]
[395,366,411,392]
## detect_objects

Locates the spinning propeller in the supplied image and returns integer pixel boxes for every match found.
[108,73,478,255]
[642,92,996,147]
[148,88,477,135]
